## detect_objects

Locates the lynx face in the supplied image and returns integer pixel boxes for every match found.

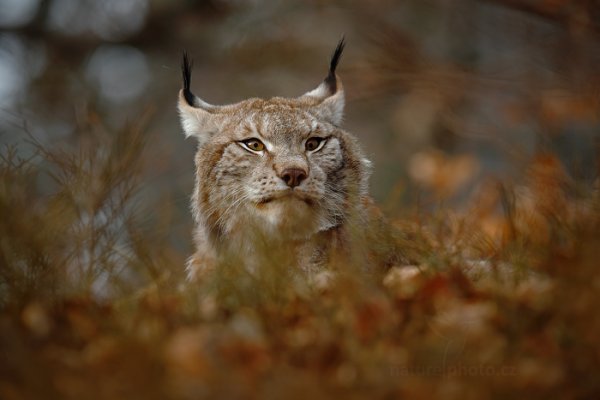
[198,101,360,239]
[179,40,371,273]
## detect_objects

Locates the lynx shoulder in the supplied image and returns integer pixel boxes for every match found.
[178,40,401,279]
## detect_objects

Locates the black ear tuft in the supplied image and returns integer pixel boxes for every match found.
[325,36,345,93]
[181,51,195,106]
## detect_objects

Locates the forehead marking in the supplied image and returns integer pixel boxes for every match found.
[247,115,274,151]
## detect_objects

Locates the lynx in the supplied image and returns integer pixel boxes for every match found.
[178,40,394,279]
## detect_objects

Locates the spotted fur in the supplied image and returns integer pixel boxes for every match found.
[178,40,373,279]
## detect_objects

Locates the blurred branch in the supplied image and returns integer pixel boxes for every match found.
[480,0,600,34]
[0,0,223,65]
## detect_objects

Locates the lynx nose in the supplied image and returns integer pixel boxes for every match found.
[280,168,307,188]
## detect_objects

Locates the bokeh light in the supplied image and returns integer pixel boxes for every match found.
[0,0,40,28]
[48,0,148,40]
[0,34,29,107]
[85,45,150,103]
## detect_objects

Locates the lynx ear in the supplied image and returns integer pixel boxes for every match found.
[300,38,346,126]
[178,52,222,143]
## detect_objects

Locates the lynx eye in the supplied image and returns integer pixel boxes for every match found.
[305,137,327,152]
[239,138,265,153]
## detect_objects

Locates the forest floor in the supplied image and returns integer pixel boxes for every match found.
[1,129,599,399]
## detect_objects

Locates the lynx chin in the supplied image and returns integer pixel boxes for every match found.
[178,39,384,279]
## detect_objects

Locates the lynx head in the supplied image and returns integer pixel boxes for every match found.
[178,39,371,245]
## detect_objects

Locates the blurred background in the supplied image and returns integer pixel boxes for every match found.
[1,3,600,398]
[1,0,598,257]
